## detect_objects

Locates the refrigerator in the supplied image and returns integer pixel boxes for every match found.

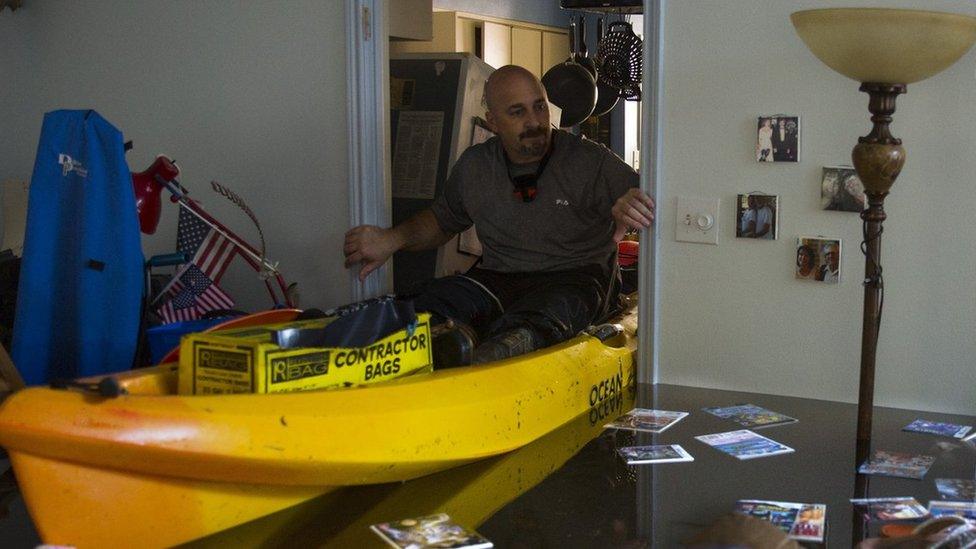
[389,53,494,293]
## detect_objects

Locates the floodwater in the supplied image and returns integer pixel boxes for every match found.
[1,383,974,548]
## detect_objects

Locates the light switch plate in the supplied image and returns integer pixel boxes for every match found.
[675,196,720,245]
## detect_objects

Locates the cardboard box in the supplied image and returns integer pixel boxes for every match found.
[178,313,433,395]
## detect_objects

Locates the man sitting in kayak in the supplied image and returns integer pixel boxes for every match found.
[343,65,654,365]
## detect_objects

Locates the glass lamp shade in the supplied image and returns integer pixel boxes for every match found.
[791,8,976,84]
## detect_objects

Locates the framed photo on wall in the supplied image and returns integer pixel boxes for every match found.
[821,166,867,212]
[756,115,800,163]
[796,236,841,283]
[735,194,779,240]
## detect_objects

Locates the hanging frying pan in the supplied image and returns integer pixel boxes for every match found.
[575,17,598,80]
[591,17,620,117]
[541,16,597,128]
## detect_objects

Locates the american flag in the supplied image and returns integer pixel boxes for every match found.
[157,265,235,323]
[156,204,238,323]
[176,204,237,282]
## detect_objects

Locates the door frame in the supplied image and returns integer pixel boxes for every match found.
[638,0,663,384]
[345,0,664,384]
[346,0,391,301]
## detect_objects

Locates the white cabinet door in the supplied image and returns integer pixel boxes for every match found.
[483,21,512,69]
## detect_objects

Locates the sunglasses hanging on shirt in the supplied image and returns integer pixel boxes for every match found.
[504,143,553,203]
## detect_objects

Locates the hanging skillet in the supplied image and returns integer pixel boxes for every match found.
[574,16,597,80]
[541,16,596,128]
[591,17,620,117]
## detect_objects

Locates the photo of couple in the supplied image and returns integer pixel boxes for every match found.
[795,237,841,283]
[756,115,799,162]
[821,166,867,212]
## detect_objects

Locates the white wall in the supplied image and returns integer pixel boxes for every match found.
[658,0,976,414]
[0,0,350,310]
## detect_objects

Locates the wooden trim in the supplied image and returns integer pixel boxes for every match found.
[434,9,570,34]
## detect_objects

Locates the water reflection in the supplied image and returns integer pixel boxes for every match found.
[183,387,635,548]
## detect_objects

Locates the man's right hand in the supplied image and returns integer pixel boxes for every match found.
[343,225,400,282]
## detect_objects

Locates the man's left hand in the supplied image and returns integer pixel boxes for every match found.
[612,188,655,241]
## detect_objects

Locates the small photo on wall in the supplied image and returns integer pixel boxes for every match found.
[735,194,779,240]
[821,166,867,212]
[796,236,841,283]
[756,115,800,163]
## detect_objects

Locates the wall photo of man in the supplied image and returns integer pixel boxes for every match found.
[735,194,778,240]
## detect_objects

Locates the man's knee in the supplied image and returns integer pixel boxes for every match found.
[493,286,604,345]
[410,275,498,326]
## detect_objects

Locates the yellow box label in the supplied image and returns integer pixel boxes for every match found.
[178,314,433,395]
[191,344,255,395]
[267,352,330,387]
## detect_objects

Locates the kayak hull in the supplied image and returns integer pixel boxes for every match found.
[11,451,331,548]
[0,309,636,547]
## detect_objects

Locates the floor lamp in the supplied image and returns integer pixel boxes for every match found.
[790,8,976,451]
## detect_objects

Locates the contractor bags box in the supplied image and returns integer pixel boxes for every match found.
[178,313,432,395]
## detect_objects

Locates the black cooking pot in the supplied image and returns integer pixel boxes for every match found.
[542,18,596,128]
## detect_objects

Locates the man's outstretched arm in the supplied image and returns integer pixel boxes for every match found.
[343,210,454,282]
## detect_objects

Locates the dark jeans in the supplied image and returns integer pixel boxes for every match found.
[411,265,611,349]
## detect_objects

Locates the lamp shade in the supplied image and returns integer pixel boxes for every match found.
[791,8,976,84]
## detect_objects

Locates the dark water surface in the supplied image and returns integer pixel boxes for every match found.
[1,383,974,548]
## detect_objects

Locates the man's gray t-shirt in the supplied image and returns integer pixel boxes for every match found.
[430,130,639,274]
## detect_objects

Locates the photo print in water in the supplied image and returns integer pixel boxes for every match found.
[796,236,841,283]
[756,115,799,163]
[736,194,779,240]
[821,166,867,212]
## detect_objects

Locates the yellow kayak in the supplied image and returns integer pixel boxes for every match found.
[0,307,636,547]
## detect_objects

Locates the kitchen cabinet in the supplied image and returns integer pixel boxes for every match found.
[511,27,542,78]
[389,0,433,41]
[542,31,571,72]
[390,11,568,75]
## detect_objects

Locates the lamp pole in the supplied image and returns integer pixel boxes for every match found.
[851,83,906,455]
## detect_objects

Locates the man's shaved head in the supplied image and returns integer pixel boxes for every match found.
[483,65,552,163]
[484,65,543,113]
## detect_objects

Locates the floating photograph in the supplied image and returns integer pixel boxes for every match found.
[851,497,929,522]
[370,513,493,549]
[617,444,694,465]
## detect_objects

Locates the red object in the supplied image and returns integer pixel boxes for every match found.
[880,524,915,538]
[618,239,638,267]
[131,155,180,234]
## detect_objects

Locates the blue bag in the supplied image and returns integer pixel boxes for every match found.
[12,110,144,385]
